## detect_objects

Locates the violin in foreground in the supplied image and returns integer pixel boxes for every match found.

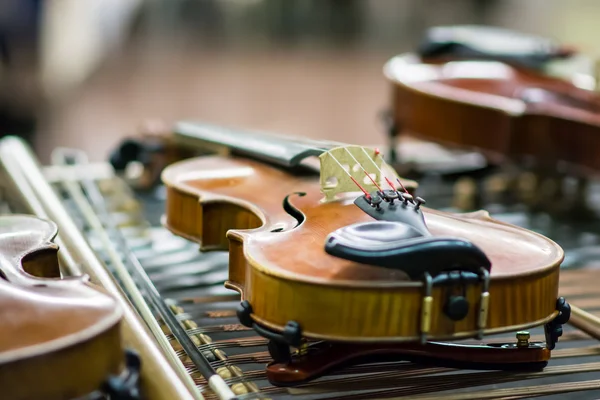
[0,214,139,400]
[161,122,571,385]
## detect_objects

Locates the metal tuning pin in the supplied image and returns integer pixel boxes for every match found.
[402,193,414,205]
[414,196,426,210]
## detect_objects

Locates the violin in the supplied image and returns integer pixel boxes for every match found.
[385,54,600,170]
[384,27,600,173]
[0,214,139,400]
[161,123,571,385]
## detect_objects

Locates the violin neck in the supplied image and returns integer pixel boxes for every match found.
[174,121,336,169]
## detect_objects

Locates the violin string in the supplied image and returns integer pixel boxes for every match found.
[289,140,409,195]
[396,178,409,194]
[371,148,409,194]
[326,151,372,200]
[342,147,385,193]
[326,146,411,200]
[359,147,402,192]
[372,148,410,194]
[363,147,409,194]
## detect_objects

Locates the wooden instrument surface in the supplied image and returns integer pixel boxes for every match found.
[0,214,123,400]
[387,55,600,118]
[384,54,600,170]
[162,155,563,341]
[164,156,562,282]
[93,174,600,399]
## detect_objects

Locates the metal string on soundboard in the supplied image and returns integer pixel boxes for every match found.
[44,149,600,400]
[50,148,259,400]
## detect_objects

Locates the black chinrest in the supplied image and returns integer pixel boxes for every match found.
[325,221,491,280]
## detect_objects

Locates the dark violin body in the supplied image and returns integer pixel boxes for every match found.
[384,53,600,171]
[0,215,128,400]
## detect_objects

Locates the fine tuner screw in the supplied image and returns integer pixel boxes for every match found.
[414,196,426,210]
[383,190,399,204]
[516,331,530,348]
[370,194,383,210]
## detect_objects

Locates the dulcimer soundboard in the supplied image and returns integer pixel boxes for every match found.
[1,135,600,399]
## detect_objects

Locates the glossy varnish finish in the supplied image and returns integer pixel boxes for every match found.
[384,55,600,170]
[0,215,123,400]
[163,156,563,342]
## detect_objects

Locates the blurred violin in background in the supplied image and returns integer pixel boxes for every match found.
[383,25,600,218]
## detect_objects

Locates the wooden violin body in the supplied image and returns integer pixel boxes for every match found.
[0,215,125,400]
[384,54,600,171]
[163,155,564,342]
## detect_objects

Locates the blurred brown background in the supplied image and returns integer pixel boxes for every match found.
[1,0,599,163]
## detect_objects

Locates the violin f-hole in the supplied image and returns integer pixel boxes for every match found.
[281,192,306,229]
[21,247,61,278]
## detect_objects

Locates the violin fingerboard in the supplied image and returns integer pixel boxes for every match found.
[174,121,327,168]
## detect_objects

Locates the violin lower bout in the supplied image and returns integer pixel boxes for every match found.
[0,322,123,400]
[227,237,559,342]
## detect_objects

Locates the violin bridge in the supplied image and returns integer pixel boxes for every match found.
[319,145,395,202]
